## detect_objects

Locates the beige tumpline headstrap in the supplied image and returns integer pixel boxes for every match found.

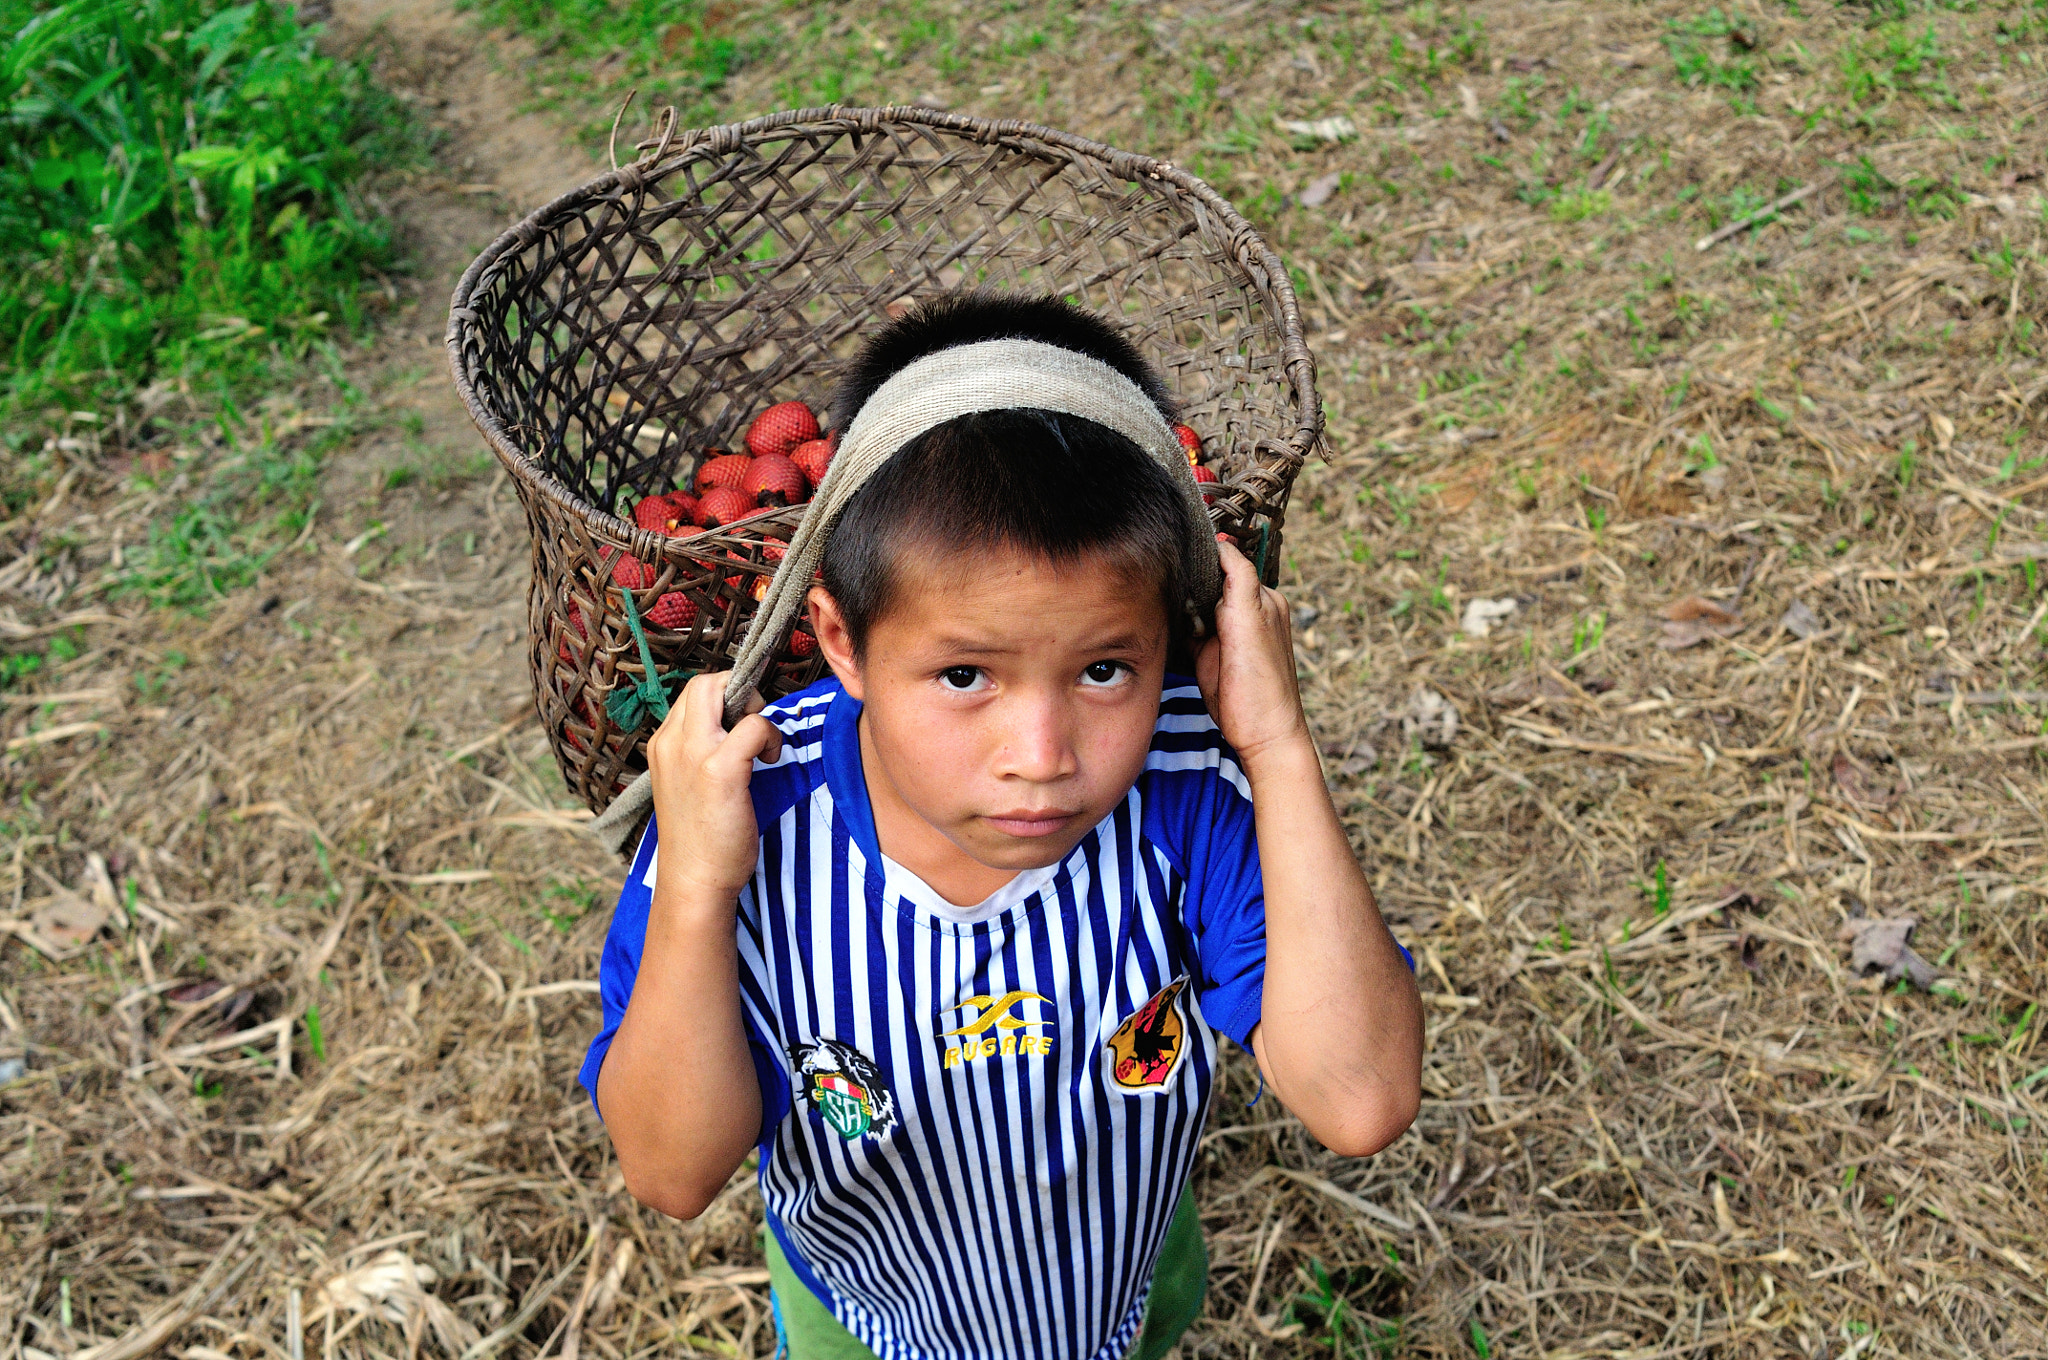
[588,337,1224,854]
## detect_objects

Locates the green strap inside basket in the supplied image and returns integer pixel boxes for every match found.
[605,585,694,731]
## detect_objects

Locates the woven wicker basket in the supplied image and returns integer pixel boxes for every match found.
[448,106,1323,817]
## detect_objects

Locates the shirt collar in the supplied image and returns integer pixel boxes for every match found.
[821,682,883,867]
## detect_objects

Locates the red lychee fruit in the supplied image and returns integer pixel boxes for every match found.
[631,495,667,533]
[695,485,758,529]
[745,401,820,460]
[645,591,697,631]
[695,453,753,494]
[786,627,817,658]
[562,694,598,751]
[743,453,808,508]
[790,437,834,489]
[1191,463,1218,484]
[559,601,591,666]
[606,547,658,590]
[1174,423,1203,463]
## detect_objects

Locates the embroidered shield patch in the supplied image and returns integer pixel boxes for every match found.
[789,1037,899,1141]
[1105,975,1189,1093]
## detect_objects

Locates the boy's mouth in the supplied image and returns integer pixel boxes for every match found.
[982,808,1078,838]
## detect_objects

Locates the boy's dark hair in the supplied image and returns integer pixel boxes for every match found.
[821,291,1194,658]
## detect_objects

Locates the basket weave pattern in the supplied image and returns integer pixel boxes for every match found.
[448,106,1323,815]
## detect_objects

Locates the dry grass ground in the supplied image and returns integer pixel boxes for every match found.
[4,0,2047,1358]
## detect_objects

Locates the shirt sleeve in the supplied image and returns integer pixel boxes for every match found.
[578,822,658,1114]
[1141,694,1416,1050]
[1142,732,1268,1048]
[577,818,795,1142]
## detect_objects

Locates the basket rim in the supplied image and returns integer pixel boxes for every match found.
[445,103,1323,570]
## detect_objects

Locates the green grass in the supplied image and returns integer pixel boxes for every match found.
[1839,21,1955,110]
[0,0,413,449]
[1665,8,1765,97]
[119,391,356,607]
[1550,188,1611,223]
[1284,1257,1405,1359]
[451,0,752,124]
[0,0,418,634]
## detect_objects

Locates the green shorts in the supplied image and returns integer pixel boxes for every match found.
[766,1186,1206,1360]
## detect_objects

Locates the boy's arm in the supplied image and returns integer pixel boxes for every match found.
[1196,540,1423,1158]
[594,674,782,1220]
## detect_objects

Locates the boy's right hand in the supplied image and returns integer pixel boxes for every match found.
[645,673,784,905]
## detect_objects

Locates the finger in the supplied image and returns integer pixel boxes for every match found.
[1214,533,1257,587]
[682,672,733,739]
[709,712,783,775]
[1212,536,1260,616]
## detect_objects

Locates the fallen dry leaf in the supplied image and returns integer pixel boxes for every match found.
[1663,595,1740,625]
[1460,597,1518,638]
[31,890,107,949]
[1299,172,1342,208]
[308,1251,478,1360]
[1780,599,1821,638]
[1831,753,1895,809]
[1838,914,1939,989]
[1275,115,1357,143]
[1737,935,1764,975]
[1660,595,1742,649]
[1402,687,1460,748]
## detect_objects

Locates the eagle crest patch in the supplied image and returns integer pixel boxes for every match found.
[1105,976,1189,1093]
[789,1038,898,1141]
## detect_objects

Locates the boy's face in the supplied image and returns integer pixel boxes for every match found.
[811,546,1169,890]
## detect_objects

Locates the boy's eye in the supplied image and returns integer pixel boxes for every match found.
[939,666,987,692]
[1080,660,1129,687]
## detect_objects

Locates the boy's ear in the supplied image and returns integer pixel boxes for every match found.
[806,585,864,701]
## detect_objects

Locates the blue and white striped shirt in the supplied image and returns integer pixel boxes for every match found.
[582,677,1269,1360]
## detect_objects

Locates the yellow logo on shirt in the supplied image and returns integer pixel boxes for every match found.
[938,991,1051,1036]
[937,991,1055,1067]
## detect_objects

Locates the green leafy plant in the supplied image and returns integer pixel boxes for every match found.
[1568,609,1607,663]
[1707,183,1803,236]
[1550,188,1612,222]
[1283,1258,1404,1358]
[1840,22,1954,110]
[1842,156,1895,213]
[1640,860,1672,916]
[1,0,412,430]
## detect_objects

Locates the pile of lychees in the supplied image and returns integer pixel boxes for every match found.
[597,401,1218,641]
[593,401,833,641]
[628,400,834,544]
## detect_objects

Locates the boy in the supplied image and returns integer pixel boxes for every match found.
[582,293,1422,1360]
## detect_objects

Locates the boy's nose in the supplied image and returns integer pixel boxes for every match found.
[993,697,1078,783]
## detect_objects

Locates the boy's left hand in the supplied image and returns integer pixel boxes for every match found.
[1195,535,1311,765]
